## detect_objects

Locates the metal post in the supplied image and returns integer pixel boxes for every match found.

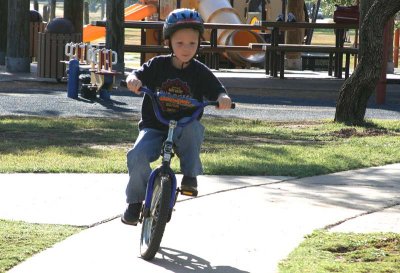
[67,59,80,99]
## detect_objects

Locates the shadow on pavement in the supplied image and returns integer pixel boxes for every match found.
[151,247,250,273]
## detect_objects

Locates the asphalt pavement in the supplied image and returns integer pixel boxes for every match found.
[1,64,400,121]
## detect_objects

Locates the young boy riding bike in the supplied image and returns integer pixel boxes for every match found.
[122,8,232,225]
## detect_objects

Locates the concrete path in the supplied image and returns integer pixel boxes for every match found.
[2,164,400,273]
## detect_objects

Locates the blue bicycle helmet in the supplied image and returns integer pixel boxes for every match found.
[163,8,205,40]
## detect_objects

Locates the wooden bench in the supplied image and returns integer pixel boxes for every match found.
[124,44,263,53]
[93,20,266,68]
[250,43,359,79]
[124,44,264,69]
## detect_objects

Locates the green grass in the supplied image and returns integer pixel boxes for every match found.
[0,116,399,176]
[279,230,400,273]
[0,220,82,273]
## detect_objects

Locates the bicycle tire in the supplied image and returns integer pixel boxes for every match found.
[140,175,172,260]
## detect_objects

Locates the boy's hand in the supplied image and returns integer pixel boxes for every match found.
[217,93,232,110]
[126,74,142,95]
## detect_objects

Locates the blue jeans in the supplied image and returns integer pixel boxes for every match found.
[125,120,205,203]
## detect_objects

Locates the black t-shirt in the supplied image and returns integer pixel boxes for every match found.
[134,55,227,131]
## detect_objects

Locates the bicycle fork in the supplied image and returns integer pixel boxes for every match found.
[140,120,179,223]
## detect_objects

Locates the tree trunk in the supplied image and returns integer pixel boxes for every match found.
[6,0,30,72]
[42,4,50,22]
[101,1,105,20]
[0,0,8,65]
[33,0,39,11]
[387,18,394,73]
[106,0,124,72]
[64,0,83,38]
[285,0,305,69]
[83,1,90,25]
[50,0,56,20]
[334,0,400,125]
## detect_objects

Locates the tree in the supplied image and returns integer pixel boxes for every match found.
[286,0,305,69]
[0,0,8,65]
[6,0,30,72]
[105,0,124,72]
[64,0,83,37]
[334,0,400,125]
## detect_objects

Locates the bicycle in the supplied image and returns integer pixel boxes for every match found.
[122,83,234,260]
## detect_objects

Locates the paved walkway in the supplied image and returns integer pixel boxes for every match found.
[2,164,400,273]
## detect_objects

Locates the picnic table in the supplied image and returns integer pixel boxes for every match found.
[259,21,359,79]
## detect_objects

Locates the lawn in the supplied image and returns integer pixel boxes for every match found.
[279,230,400,273]
[0,117,399,176]
[0,220,82,273]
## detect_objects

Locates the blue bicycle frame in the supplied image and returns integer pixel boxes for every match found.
[139,87,220,215]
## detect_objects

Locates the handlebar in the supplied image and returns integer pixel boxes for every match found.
[120,80,235,127]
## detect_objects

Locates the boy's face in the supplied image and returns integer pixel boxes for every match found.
[169,28,199,64]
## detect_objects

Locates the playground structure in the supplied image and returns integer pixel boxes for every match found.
[82,0,278,67]
[30,0,362,100]
[82,3,157,43]
[9,0,396,100]
[64,42,119,100]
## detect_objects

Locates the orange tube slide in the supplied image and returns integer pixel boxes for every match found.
[83,4,157,43]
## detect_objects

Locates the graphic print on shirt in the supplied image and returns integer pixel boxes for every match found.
[158,78,193,114]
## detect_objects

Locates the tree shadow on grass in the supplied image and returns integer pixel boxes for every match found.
[0,117,137,157]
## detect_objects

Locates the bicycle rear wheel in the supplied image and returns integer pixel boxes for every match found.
[140,175,172,260]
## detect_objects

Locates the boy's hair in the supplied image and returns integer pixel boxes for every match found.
[163,8,204,40]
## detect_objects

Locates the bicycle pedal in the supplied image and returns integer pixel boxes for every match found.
[180,187,198,197]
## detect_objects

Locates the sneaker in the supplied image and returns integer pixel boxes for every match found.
[121,202,142,226]
[180,176,198,197]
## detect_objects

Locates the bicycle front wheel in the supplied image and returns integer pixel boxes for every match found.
[140,175,172,260]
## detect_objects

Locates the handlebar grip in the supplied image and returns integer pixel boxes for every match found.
[120,80,127,87]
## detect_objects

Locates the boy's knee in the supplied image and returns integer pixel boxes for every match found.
[181,121,204,140]
[127,148,142,167]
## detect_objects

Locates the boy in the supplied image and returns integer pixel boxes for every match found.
[122,8,232,225]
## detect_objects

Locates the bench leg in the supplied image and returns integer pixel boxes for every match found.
[328,53,333,76]
[345,53,350,79]
[265,50,270,75]
[271,51,276,77]
[280,51,285,79]
[338,52,343,79]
